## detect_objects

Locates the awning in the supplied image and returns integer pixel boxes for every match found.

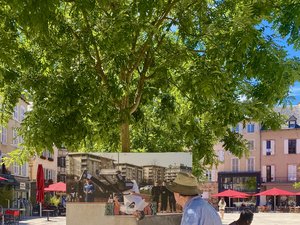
[0,174,19,186]
[0,176,7,181]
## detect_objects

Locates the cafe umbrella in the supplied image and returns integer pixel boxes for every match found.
[212,190,250,207]
[44,182,66,192]
[36,164,45,217]
[254,187,295,211]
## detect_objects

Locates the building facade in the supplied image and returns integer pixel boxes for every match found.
[202,122,263,205]
[66,153,115,178]
[57,147,68,182]
[31,148,58,185]
[0,98,30,205]
[260,108,300,205]
[164,164,192,182]
[143,165,165,184]
[115,163,143,184]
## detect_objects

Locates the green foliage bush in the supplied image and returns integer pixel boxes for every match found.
[0,185,13,207]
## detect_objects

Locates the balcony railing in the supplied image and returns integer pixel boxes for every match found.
[261,177,299,183]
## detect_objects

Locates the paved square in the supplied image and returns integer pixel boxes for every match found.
[17,213,300,225]
[221,212,300,225]
[19,216,66,225]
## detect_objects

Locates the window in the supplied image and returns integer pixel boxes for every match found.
[218,150,224,162]
[44,169,53,180]
[248,140,254,151]
[20,106,26,121]
[289,120,296,128]
[247,158,254,172]
[247,124,255,133]
[288,165,297,181]
[13,106,18,121]
[288,116,297,128]
[231,158,239,172]
[232,124,239,133]
[21,163,27,177]
[205,170,212,181]
[13,162,19,175]
[266,140,271,155]
[12,129,18,146]
[18,135,23,144]
[42,150,47,158]
[288,139,296,154]
[205,169,217,182]
[47,150,53,159]
[1,127,7,144]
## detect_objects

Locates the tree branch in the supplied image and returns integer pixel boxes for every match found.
[81,9,107,85]
[129,50,152,114]
[126,0,179,80]
[67,25,95,62]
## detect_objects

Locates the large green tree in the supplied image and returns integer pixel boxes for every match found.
[0,0,300,168]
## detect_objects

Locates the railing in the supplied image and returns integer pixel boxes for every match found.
[261,177,299,183]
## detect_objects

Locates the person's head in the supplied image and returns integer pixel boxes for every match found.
[166,172,199,207]
[237,210,253,225]
[154,181,159,186]
[221,197,225,203]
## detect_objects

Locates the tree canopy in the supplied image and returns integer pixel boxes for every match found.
[0,0,300,170]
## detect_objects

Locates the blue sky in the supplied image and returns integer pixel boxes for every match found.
[287,44,300,104]
[265,24,300,105]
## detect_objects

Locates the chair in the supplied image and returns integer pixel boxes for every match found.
[4,209,20,224]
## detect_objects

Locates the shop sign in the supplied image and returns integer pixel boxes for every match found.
[20,182,26,190]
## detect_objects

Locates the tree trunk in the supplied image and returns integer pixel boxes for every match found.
[121,119,130,152]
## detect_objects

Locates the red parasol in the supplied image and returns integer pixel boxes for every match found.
[296,192,300,196]
[254,187,295,211]
[232,195,249,199]
[212,189,250,198]
[44,182,66,192]
[254,188,295,196]
[36,164,45,217]
[0,176,7,181]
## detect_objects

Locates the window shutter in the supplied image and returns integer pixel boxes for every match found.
[211,169,217,182]
[262,141,266,155]
[271,140,275,155]
[297,139,300,154]
[262,166,266,182]
[271,165,275,181]
[284,139,288,154]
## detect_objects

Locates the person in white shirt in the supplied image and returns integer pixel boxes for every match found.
[114,180,148,220]
[218,198,226,219]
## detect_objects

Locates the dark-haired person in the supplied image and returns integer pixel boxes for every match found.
[167,186,177,213]
[160,181,168,213]
[229,209,254,225]
[151,181,161,212]
[166,172,222,225]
